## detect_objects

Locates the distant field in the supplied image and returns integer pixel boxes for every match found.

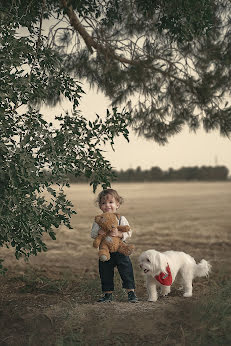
[3,181,231,271]
[1,182,231,345]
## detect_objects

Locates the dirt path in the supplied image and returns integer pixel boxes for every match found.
[0,240,229,345]
[0,278,202,346]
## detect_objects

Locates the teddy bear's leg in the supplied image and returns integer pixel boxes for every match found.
[98,242,110,262]
[93,234,103,248]
[117,242,135,256]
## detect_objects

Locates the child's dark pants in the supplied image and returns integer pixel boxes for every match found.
[99,252,135,292]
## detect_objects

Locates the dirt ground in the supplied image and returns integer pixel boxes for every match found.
[0,182,230,345]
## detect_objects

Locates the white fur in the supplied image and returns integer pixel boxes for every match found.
[138,249,211,302]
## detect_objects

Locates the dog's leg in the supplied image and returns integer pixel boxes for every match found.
[160,286,171,296]
[146,276,158,302]
[181,267,193,297]
[177,278,184,291]
[183,286,193,297]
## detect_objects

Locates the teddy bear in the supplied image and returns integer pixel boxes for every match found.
[93,212,135,262]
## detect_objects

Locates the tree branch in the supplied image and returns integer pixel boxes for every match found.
[60,0,139,64]
[29,0,46,83]
[37,0,46,53]
[60,0,197,88]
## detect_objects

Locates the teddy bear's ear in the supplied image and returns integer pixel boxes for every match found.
[95,214,101,222]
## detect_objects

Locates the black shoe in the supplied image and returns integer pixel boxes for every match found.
[97,293,113,302]
[128,291,138,303]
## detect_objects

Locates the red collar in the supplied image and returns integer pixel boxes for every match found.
[155,264,172,286]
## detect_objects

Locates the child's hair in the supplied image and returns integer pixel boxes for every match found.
[96,188,124,206]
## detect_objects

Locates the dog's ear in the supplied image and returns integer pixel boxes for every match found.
[158,253,168,274]
[149,251,159,273]
[150,252,168,274]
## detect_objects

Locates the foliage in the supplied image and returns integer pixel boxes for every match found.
[0,0,130,266]
[2,2,231,145]
[55,0,231,144]
[135,0,215,42]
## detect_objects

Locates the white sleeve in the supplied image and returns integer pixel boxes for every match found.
[120,216,132,242]
[91,222,100,239]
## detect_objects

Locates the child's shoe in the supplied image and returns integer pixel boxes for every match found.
[97,293,113,302]
[128,291,138,303]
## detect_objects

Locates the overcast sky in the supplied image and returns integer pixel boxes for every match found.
[42,86,231,175]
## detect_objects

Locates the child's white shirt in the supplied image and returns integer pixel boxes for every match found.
[91,215,132,242]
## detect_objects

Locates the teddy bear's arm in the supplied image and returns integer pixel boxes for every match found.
[117,225,130,233]
[93,234,104,248]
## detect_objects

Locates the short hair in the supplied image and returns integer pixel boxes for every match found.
[96,188,124,206]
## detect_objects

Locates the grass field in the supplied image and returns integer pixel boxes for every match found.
[0,182,231,345]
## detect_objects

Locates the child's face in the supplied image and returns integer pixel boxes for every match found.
[99,194,119,213]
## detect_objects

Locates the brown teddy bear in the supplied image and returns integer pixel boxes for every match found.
[93,212,135,262]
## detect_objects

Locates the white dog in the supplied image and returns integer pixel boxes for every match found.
[138,249,211,302]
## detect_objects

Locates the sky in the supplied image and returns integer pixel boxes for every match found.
[42,87,231,175]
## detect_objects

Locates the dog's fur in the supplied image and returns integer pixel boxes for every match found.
[138,249,211,302]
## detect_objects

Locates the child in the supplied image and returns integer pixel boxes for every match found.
[91,188,138,303]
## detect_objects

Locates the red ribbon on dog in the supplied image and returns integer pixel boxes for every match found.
[155,264,172,286]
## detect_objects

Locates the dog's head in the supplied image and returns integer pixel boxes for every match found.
[138,249,168,275]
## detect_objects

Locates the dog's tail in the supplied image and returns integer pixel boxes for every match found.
[194,259,211,278]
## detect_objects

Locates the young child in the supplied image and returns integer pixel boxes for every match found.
[91,188,138,303]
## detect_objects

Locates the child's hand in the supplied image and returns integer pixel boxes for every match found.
[110,228,123,238]
[98,229,106,236]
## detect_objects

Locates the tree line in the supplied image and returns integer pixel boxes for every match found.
[68,165,229,183]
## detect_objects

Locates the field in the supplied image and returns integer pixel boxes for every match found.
[0,182,231,345]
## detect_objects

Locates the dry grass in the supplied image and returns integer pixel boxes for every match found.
[0,182,231,345]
